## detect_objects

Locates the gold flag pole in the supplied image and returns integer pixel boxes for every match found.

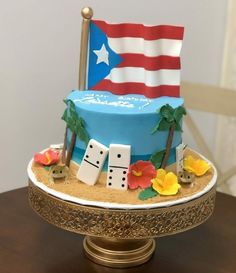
[79,7,93,90]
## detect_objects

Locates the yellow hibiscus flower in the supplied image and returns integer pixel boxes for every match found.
[184,155,210,176]
[151,169,181,196]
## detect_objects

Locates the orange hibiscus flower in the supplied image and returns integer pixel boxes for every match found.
[128,161,156,189]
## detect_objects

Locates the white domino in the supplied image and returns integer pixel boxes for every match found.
[106,144,131,191]
[176,143,187,174]
[77,139,109,185]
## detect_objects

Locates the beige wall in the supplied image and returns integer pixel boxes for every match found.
[0,0,227,192]
[216,0,236,195]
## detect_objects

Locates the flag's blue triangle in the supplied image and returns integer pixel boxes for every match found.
[88,21,123,89]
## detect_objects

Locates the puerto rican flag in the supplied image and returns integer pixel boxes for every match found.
[88,20,184,98]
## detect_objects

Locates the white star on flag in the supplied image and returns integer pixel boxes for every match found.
[93,44,109,65]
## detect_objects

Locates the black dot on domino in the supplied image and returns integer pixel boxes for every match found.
[108,182,112,186]
[117,154,121,158]
[110,169,113,173]
[89,145,93,148]
[96,161,99,164]
[86,155,89,158]
[109,176,112,179]
[100,151,103,154]
[121,184,125,187]
[122,177,126,181]
[123,171,126,174]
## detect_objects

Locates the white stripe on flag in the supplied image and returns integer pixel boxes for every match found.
[105,68,180,87]
[108,38,183,57]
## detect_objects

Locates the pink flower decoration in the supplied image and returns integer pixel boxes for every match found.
[34,149,60,166]
[128,160,156,190]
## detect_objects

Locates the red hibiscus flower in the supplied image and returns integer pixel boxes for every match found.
[128,160,156,190]
[34,149,60,166]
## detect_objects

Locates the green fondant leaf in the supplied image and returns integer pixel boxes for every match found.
[152,104,176,134]
[174,122,182,132]
[158,119,172,131]
[61,109,68,123]
[78,131,90,145]
[173,106,186,132]
[152,104,187,134]
[68,101,77,120]
[139,187,158,200]
[44,166,50,171]
[173,106,187,123]
[62,98,90,146]
[151,118,171,134]
[67,116,75,132]
[150,150,166,169]
[75,117,90,145]
[151,120,161,134]
[79,117,86,127]
[160,104,174,122]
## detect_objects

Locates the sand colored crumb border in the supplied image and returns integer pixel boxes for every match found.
[30,149,215,206]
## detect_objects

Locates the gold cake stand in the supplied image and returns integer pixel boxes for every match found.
[28,180,216,268]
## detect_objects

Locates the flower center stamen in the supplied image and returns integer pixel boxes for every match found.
[45,152,51,164]
[132,170,142,177]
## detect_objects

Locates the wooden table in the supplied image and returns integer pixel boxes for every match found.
[0,188,235,273]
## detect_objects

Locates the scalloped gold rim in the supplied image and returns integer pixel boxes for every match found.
[28,180,216,239]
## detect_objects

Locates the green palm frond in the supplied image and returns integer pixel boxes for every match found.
[174,106,187,123]
[75,117,90,145]
[160,104,175,122]
[152,104,186,134]
[62,98,90,145]
[61,108,68,123]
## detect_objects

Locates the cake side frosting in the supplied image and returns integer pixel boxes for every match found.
[66,90,184,168]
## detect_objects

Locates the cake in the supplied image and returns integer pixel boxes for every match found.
[28,9,217,209]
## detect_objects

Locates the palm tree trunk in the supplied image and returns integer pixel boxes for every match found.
[66,132,76,167]
[61,126,68,164]
[161,123,176,169]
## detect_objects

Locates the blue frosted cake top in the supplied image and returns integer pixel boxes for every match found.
[67,90,184,114]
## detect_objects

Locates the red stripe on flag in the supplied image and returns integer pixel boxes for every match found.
[91,80,180,98]
[118,54,180,70]
[93,20,184,40]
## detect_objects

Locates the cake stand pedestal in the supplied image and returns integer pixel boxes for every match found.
[28,180,216,268]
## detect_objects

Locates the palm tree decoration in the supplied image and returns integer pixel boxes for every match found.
[151,104,186,169]
[62,99,90,167]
